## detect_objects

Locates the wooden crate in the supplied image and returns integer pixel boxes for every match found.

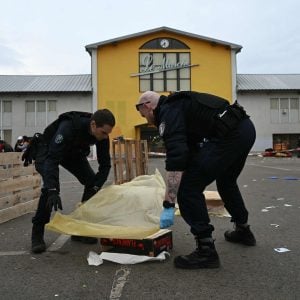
[112,139,148,184]
[0,152,41,224]
[274,143,289,151]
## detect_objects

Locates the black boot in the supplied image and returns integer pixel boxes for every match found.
[31,223,46,253]
[224,224,256,246]
[174,237,220,269]
[71,235,98,244]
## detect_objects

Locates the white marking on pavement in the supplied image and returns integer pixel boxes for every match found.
[246,163,290,171]
[0,251,29,256]
[47,234,70,251]
[61,180,80,184]
[0,235,70,256]
[109,266,131,300]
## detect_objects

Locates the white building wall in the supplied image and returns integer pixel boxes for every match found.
[1,93,92,145]
[238,92,300,151]
[231,50,237,101]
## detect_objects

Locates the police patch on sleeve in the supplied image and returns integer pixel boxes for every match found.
[159,122,165,136]
[55,134,64,144]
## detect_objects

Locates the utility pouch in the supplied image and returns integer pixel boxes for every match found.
[22,133,47,166]
[214,102,249,137]
[29,133,47,161]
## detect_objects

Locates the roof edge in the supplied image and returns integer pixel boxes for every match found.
[85,26,242,53]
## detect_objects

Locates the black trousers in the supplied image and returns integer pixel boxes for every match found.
[32,153,96,226]
[177,118,256,238]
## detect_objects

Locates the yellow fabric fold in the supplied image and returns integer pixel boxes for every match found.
[46,169,165,239]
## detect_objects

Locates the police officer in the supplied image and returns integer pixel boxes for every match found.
[135,91,256,269]
[25,109,115,254]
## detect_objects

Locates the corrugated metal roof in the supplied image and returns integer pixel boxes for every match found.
[0,74,91,93]
[1,74,299,93]
[85,26,242,53]
[237,74,300,91]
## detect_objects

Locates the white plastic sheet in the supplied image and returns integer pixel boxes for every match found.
[87,251,170,265]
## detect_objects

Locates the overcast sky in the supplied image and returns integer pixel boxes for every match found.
[0,0,299,75]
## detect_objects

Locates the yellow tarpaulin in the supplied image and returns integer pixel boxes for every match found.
[46,169,230,239]
[46,169,165,239]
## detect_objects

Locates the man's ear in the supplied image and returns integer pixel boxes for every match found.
[144,102,151,110]
[90,120,96,133]
[90,120,96,127]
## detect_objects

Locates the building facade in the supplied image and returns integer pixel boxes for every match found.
[85,27,241,141]
[238,74,300,152]
[1,28,299,153]
[0,75,92,146]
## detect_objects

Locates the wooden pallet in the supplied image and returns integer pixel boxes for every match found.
[112,139,148,184]
[0,152,41,224]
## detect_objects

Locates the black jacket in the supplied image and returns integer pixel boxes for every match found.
[153,91,229,171]
[43,115,111,190]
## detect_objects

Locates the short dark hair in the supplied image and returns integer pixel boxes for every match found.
[91,109,115,127]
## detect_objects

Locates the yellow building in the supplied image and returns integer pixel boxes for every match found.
[85,27,242,141]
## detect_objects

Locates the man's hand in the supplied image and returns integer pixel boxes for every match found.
[81,186,100,202]
[160,207,175,228]
[47,190,63,211]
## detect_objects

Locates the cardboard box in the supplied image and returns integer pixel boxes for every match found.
[100,229,173,257]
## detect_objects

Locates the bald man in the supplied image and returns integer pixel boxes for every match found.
[135,91,256,269]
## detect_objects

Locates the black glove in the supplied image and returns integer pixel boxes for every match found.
[81,186,100,202]
[47,190,63,211]
[21,147,31,167]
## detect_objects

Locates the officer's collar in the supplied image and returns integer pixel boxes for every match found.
[153,95,167,126]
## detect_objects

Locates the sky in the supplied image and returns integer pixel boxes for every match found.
[0,0,299,75]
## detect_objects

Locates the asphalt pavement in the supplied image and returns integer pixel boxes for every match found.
[0,156,299,300]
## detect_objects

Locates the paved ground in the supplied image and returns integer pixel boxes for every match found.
[0,156,299,300]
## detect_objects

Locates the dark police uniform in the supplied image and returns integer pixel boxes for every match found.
[154,91,256,238]
[32,112,111,227]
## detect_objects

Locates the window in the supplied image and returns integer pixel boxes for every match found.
[140,38,190,50]
[290,98,299,123]
[0,100,12,128]
[37,100,46,126]
[270,97,299,123]
[3,101,12,113]
[25,101,35,126]
[2,129,12,145]
[280,98,289,123]
[136,38,193,92]
[139,52,191,92]
[48,100,57,124]
[0,100,12,143]
[25,100,57,127]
